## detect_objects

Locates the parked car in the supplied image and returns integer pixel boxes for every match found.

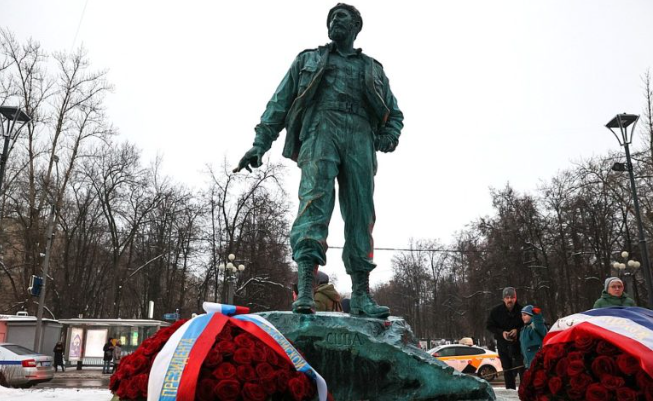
[428,344,503,381]
[0,343,54,388]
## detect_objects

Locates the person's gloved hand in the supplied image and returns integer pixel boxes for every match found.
[233,146,265,173]
[532,307,541,315]
[374,134,398,153]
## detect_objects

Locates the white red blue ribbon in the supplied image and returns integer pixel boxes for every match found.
[545,306,653,377]
[147,302,327,401]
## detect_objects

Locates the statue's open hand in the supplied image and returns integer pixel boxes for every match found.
[374,134,398,153]
[233,146,265,173]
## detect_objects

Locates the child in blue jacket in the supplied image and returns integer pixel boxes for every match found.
[519,305,547,369]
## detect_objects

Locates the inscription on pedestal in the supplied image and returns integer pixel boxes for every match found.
[326,332,363,346]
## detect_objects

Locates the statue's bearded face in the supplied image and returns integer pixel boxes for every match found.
[328,8,358,41]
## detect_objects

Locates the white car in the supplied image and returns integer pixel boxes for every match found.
[0,343,54,388]
[428,344,503,381]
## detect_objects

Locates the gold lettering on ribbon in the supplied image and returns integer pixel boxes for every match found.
[160,338,196,398]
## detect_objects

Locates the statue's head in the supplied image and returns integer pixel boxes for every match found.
[327,3,363,41]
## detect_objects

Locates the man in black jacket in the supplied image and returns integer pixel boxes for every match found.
[486,287,524,389]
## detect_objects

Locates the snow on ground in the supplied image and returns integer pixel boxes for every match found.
[0,386,519,400]
[0,386,113,400]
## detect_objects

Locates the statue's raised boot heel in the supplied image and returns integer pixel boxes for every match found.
[350,271,390,319]
[292,262,316,314]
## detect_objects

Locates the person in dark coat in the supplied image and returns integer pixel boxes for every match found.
[102,338,114,374]
[53,341,65,372]
[486,287,524,390]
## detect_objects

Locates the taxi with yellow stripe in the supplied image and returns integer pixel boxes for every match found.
[428,343,502,381]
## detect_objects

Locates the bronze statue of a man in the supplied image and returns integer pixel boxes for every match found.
[235,4,403,318]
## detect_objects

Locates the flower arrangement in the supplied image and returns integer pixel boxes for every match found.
[518,335,653,400]
[110,319,319,401]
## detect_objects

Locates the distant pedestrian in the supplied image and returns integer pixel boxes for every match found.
[486,287,524,390]
[519,305,547,369]
[102,337,114,374]
[112,340,122,373]
[314,271,343,312]
[53,341,65,372]
[593,277,636,308]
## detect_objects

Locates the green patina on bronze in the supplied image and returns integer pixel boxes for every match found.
[235,4,403,318]
[257,311,497,401]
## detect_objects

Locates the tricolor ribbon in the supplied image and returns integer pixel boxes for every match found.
[544,306,653,377]
[147,302,327,401]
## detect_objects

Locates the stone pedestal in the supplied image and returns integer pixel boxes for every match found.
[256,311,496,401]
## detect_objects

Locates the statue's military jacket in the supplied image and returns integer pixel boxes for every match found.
[253,43,404,161]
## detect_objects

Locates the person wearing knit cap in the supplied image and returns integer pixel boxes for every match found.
[486,287,524,389]
[592,277,636,308]
[519,305,547,369]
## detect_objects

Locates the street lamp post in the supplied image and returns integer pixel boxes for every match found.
[0,106,31,199]
[606,113,653,307]
[33,155,59,353]
[218,253,245,304]
[612,251,641,303]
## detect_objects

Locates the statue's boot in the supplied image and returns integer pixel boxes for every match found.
[350,271,390,319]
[292,261,316,314]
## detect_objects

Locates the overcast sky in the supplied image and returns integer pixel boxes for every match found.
[3,0,653,294]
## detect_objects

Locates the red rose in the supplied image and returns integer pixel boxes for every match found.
[197,378,219,401]
[300,374,316,399]
[555,357,569,377]
[218,325,233,340]
[266,347,280,366]
[124,377,141,400]
[521,367,533,387]
[596,340,620,356]
[600,374,625,390]
[213,362,237,380]
[237,364,257,382]
[148,352,159,369]
[537,396,551,401]
[261,377,277,395]
[544,344,566,369]
[567,351,584,362]
[585,383,611,401]
[133,374,148,398]
[235,333,256,349]
[574,336,595,352]
[533,370,548,390]
[591,356,617,377]
[131,354,150,374]
[645,384,653,401]
[567,359,586,376]
[546,343,567,359]
[217,340,237,355]
[204,348,223,368]
[215,379,241,401]
[255,362,275,380]
[109,373,120,392]
[288,376,306,401]
[616,353,640,376]
[637,370,653,389]
[141,337,165,356]
[567,388,585,400]
[547,376,562,395]
[275,370,292,392]
[252,345,267,363]
[569,373,594,393]
[242,382,267,401]
[616,387,639,401]
[233,348,254,365]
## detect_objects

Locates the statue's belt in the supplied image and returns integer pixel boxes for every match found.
[314,100,369,119]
